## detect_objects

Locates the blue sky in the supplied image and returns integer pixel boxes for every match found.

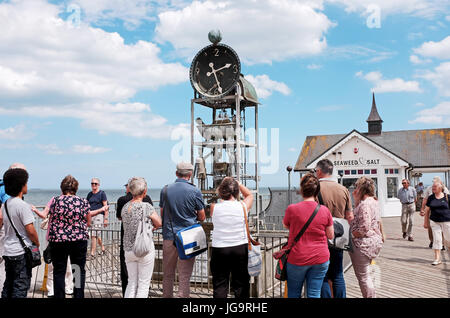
[0,0,449,190]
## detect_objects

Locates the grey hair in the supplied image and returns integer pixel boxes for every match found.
[128,177,147,197]
[316,159,333,175]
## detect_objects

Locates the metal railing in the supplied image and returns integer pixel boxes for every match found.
[33,201,291,298]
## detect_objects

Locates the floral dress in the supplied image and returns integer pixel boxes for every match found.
[350,197,383,259]
[48,195,90,242]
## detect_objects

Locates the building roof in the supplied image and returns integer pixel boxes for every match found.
[294,128,450,171]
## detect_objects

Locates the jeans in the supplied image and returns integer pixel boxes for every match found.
[124,243,155,298]
[286,261,329,298]
[321,248,346,298]
[210,243,250,298]
[50,240,87,298]
[2,253,31,298]
[162,240,195,298]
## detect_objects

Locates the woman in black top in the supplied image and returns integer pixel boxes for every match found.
[424,180,450,265]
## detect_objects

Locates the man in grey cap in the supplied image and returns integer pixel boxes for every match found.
[159,162,205,298]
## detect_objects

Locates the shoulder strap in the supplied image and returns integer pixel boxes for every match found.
[288,203,321,251]
[241,201,260,250]
[4,201,28,251]
[317,190,325,205]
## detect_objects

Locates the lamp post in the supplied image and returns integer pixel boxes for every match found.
[287,166,293,205]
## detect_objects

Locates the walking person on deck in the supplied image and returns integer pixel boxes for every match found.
[420,176,449,249]
[159,162,205,298]
[398,179,417,242]
[87,178,108,258]
[314,159,353,298]
[423,180,450,266]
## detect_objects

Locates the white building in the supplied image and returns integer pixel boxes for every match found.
[294,94,450,217]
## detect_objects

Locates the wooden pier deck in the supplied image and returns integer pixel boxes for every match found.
[25,212,450,298]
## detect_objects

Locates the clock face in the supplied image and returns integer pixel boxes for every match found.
[190,44,241,98]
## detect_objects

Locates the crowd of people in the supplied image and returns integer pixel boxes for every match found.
[0,159,448,299]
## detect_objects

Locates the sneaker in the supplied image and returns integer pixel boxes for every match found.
[432,259,442,266]
[402,232,407,239]
[65,289,73,295]
[408,236,414,242]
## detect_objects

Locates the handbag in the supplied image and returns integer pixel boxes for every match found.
[317,192,353,251]
[4,201,42,268]
[241,201,262,277]
[273,203,321,281]
[132,203,153,257]
[163,186,207,260]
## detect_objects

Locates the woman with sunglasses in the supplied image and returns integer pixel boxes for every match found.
[87,178,108,258]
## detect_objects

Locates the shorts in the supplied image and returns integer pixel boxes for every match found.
[91,214,104,230]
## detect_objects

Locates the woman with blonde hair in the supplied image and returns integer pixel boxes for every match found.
[121,177,161,298]
[423,180,450,265]
[350,176,383,298]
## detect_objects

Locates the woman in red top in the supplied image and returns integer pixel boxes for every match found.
[283,173,334,298]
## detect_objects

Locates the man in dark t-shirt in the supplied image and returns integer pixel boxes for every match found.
[116,180,153,297]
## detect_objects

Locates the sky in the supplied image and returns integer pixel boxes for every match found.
[0,0,449,190]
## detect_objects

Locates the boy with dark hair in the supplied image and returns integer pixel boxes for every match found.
[0,168,39,298]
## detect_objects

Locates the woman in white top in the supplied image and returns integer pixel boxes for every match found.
[210,177,253,298]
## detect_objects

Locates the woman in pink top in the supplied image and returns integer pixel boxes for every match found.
[350,177,383,298]
[283,173,334,298]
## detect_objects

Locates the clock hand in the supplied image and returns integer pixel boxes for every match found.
[207,63,232,76]
[207,62,223,93]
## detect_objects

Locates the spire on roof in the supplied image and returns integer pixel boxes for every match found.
[366,92,383,135]
[367,92,383,123]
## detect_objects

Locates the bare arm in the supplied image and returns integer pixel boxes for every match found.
[0,208,3,229]
[326,225,334,240]
[423,206,430,228]
[239,183,254,211]
[150,211,162,229]
[25,223,39,248]
[209,203,215,217]
[197,209,206,222]
[102,200,108,227]
[31,205,49,219]
[89,205,108,217]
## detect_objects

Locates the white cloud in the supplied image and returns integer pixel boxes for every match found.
[36,144,64,155]
[0,124,35,140]
[288,147,298,152]
[413,36,450,60]
[325,45,396,63]
[72,145,111,154]
[409,54,432,65]
[155,0,334,64]
[0,0,189,139]
[245,75,291,99]
[409,101,450,125]
[0,102,186,139]
[417,62,450,96]
[356,71,422,93]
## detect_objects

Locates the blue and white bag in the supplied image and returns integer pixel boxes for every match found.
[175,223,207,260]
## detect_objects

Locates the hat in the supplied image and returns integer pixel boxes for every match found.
[176,161,194,173]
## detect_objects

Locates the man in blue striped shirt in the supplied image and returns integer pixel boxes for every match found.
[397,179,417,241]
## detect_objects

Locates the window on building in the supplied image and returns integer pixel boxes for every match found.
[387,177,398,198]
